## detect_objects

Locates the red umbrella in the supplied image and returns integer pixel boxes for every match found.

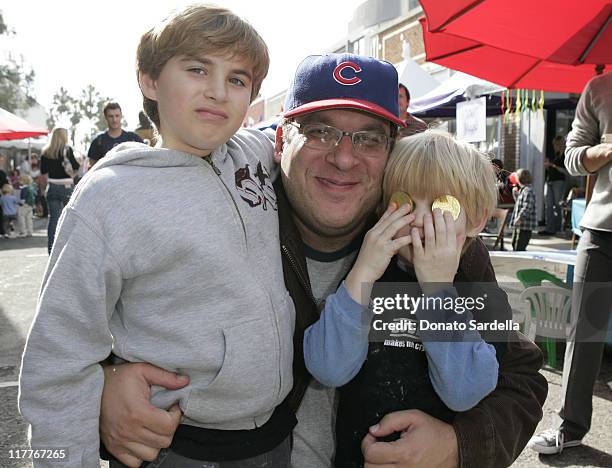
[419,0,611,93]
[0,107,48,141]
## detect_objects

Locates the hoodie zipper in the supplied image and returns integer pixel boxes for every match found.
[206,153,284,411]
[203,155,247,241]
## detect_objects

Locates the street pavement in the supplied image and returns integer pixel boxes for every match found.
[1,223,610,467]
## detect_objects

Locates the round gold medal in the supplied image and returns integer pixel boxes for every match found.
[390,191,414,211]
[431,195,461,220]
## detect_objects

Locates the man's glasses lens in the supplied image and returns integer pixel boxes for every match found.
[298,123,389,155]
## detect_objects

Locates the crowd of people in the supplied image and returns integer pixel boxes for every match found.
[6,3,610,468]
[0,102,145,250]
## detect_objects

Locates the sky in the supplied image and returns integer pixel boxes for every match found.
[2,0,365,129]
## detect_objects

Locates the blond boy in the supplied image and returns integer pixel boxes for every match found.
[19,6,295,467]
[304,131,512,465]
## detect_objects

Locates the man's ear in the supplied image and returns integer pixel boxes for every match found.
[274,125,284,164]
[467,210,490,237]
[138,71,158,101]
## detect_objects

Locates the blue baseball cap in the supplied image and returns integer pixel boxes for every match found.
[284,53,405,127]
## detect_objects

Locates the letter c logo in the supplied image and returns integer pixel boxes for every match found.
[333,61,362,86]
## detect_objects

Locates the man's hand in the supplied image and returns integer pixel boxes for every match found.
[100,363,188,467]
[362,410,459,468]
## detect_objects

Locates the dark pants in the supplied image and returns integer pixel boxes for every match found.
[109,436,291,468]
[46,183,73,254]
[512,229,532,251]
[545,180,565,233]
[559,229,612,439]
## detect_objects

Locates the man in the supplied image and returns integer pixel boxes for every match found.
[87,102,143,166]
[397,83,427,138]
[529,72,612,455]
[100,54,547,468]
[541,135,567,235]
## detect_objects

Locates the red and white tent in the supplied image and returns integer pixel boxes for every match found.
[0,107,48,141]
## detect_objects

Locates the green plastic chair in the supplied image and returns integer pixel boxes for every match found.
[516,269,571,367]
[516,269,571,290]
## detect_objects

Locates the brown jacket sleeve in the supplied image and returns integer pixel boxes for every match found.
[454,332,547,467]
[454,238,548,467]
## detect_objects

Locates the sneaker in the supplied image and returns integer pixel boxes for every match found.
[527,429,582,454]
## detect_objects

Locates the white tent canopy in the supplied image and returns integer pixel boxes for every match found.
[395,42,440,100]
[409,71,505,115]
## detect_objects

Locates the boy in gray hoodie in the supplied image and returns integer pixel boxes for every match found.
[19,6,295,467]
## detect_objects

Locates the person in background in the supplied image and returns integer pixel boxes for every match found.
[511,168,536,251]
[135,110,158,146]
[1,183,19,239]
[491,158,514,205]
[529,71,612,455]
[32,161,48,218]
[40,127,80,253]
[17,174,35,237]
[397,83,427,138]
[87,102,143,167]
[541,135,567,235]
[9,169,21,189]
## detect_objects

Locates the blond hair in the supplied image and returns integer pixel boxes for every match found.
[41,127,69,160]
[1,183,13,195]
[382,130,497,233]
[136,5,269,128]
[19,174,32,186]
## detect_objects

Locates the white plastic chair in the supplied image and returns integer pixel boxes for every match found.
[519,285,573,342]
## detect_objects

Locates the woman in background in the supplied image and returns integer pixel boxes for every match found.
[40,127,79,253]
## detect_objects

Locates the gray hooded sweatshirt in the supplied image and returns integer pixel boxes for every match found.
[19,129,295,467]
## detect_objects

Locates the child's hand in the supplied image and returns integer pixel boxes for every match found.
[345,203,414,304]
[411,209,461,294]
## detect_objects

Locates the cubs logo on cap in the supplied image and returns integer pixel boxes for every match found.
[284,53,405,127]
[333,61,362,85]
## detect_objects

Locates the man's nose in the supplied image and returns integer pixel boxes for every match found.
[327,135,359,171]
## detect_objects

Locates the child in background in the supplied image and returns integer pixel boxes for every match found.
[304,131,512,466]
[20,6,295,467]
[17,175,35,237]
[511,168,537,251]
[1,183,20,238]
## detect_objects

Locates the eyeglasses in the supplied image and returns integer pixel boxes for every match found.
[287,121,390,156]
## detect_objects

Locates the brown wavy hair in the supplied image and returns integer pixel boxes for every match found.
[136,5,269,129]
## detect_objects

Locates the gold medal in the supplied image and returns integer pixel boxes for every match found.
[431,195,461,220]
[390,191,414,211]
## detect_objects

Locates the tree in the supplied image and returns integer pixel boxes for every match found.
[47,83,111,149]
[0,12,37,113]
[47,87,77,132]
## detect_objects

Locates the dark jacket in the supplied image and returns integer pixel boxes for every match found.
[275,179,548,467]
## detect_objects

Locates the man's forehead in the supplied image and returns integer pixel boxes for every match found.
[298,109,389,131]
